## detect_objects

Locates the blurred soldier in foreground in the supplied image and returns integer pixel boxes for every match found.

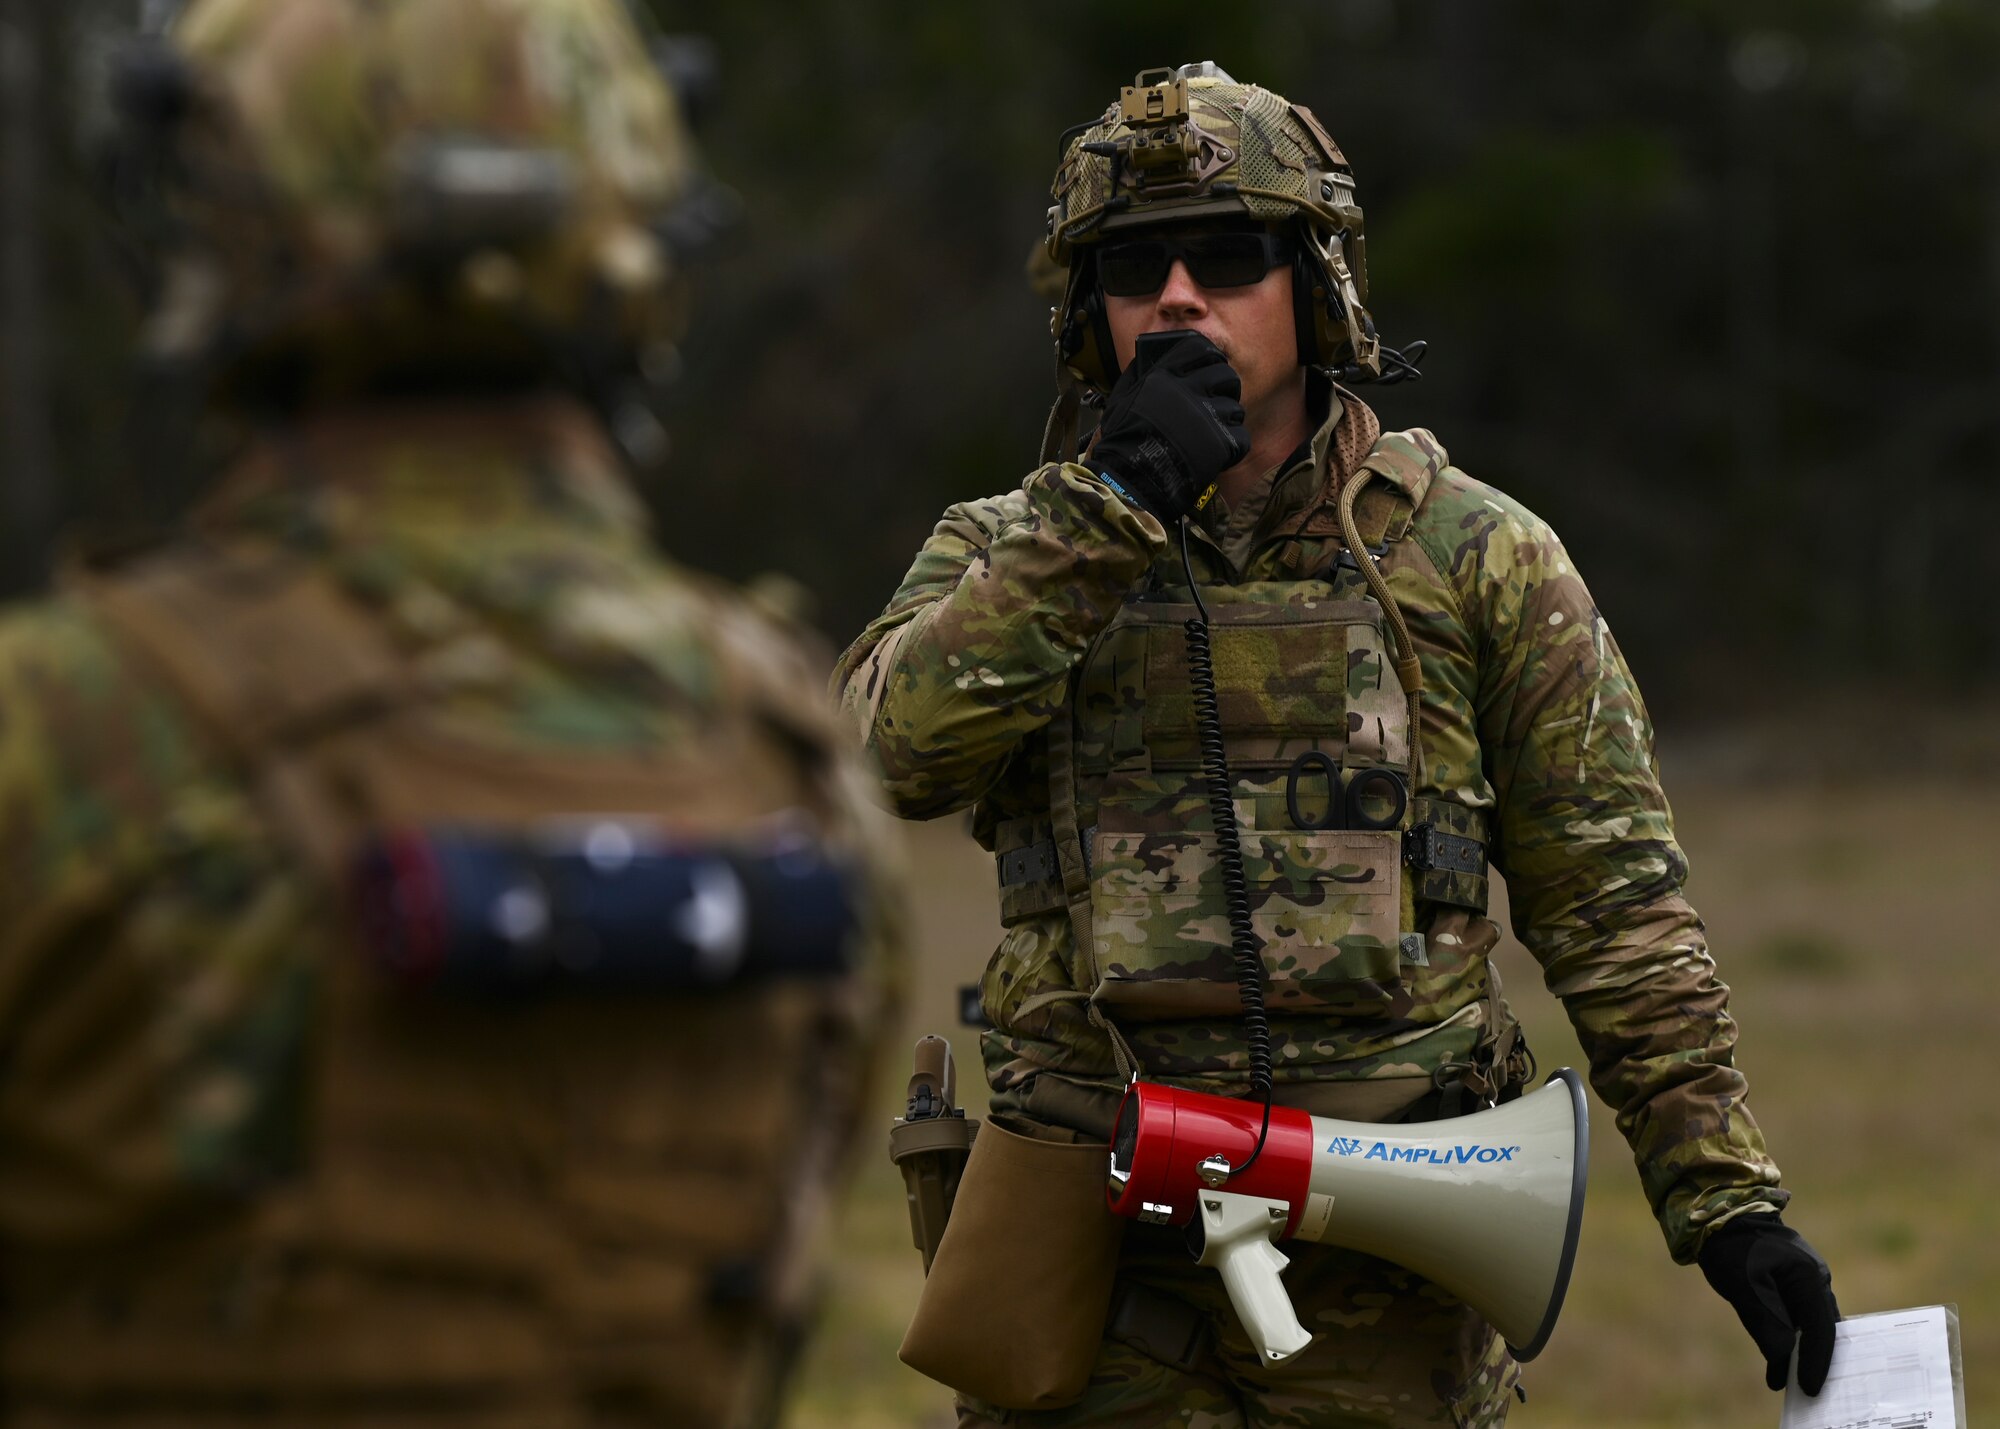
[0,2,897,1426]
[840,65,1834,1426]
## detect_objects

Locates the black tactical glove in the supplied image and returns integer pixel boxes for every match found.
[1088,330,1250,521]
[1698,1212,1840,1394]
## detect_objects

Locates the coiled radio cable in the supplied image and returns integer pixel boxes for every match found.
[1180,517,1274,1177]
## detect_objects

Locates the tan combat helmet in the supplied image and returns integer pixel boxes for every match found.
[142,0,709,422]
[1045,63,1389,400]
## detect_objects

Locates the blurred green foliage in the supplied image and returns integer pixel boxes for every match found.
[10,0,2000,704]
[1752,927,1853,977]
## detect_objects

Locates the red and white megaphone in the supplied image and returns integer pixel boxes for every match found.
[1106,1068,1589,1365]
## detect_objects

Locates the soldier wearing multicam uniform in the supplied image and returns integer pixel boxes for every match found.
[0,3,897,1427]
[839,65,1836,1427]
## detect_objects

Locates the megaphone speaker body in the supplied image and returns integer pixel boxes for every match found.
[1108,1068,1589,1365]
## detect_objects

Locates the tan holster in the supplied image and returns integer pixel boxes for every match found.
[898,1113,1125,1410]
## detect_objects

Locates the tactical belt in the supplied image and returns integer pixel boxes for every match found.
[997,802,1490,917]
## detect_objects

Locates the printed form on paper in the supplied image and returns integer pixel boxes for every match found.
[1780,1305,1964,1429]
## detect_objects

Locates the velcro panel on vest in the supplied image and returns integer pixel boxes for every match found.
[1135,602,1369,760]
[1406,797,1490,912]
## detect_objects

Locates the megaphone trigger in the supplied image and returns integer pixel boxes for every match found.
[1190,1190,1314,1363]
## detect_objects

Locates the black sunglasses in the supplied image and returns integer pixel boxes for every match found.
[1096,230,1296,298]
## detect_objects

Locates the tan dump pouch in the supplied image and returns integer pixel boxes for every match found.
[898,1113,1125,1409]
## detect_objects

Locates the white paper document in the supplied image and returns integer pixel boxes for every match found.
[1780,1305,1964,1429]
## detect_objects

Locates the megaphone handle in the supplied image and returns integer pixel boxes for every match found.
[1195,1191,1313,1364]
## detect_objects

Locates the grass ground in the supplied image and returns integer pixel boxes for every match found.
[788,741,1996,1428]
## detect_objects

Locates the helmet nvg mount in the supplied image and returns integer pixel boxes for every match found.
[1046,64,1392,397]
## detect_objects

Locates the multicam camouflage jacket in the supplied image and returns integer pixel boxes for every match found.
[837,383,1784,1264]
[0,397,898,1413]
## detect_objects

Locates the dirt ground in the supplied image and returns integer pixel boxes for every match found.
[787,727,1996,1428]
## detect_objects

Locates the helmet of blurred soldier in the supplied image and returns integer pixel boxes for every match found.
[145,0,704,415]
[1045,63,1381,394]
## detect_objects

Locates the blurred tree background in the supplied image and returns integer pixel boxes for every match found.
[6,0,2000,709]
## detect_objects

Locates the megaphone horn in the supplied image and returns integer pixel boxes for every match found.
[1107,1067,1589,1365]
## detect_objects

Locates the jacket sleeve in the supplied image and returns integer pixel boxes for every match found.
[833,462,1164,819]
[1439,484,1788,1265]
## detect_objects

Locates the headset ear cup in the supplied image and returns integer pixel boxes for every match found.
[1083,282,1117,391]
[1320,264,1348,366]
[1096,282,1128,390]
[1290,250,1322,367]
[1080,280,1112,390]
[1057,257,1115,393]
[1292,248,1347,368]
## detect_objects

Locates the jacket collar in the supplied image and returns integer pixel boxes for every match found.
[1199,371,1382,577]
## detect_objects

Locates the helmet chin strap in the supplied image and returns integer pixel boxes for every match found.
[1038,377,1086,468]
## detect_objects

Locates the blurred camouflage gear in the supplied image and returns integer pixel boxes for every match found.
[836,379,1787,1279]
[146,0,703,396]
[0,400,902,1426]
[956,1224,1520,1427]
[1046,65,1378,392]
